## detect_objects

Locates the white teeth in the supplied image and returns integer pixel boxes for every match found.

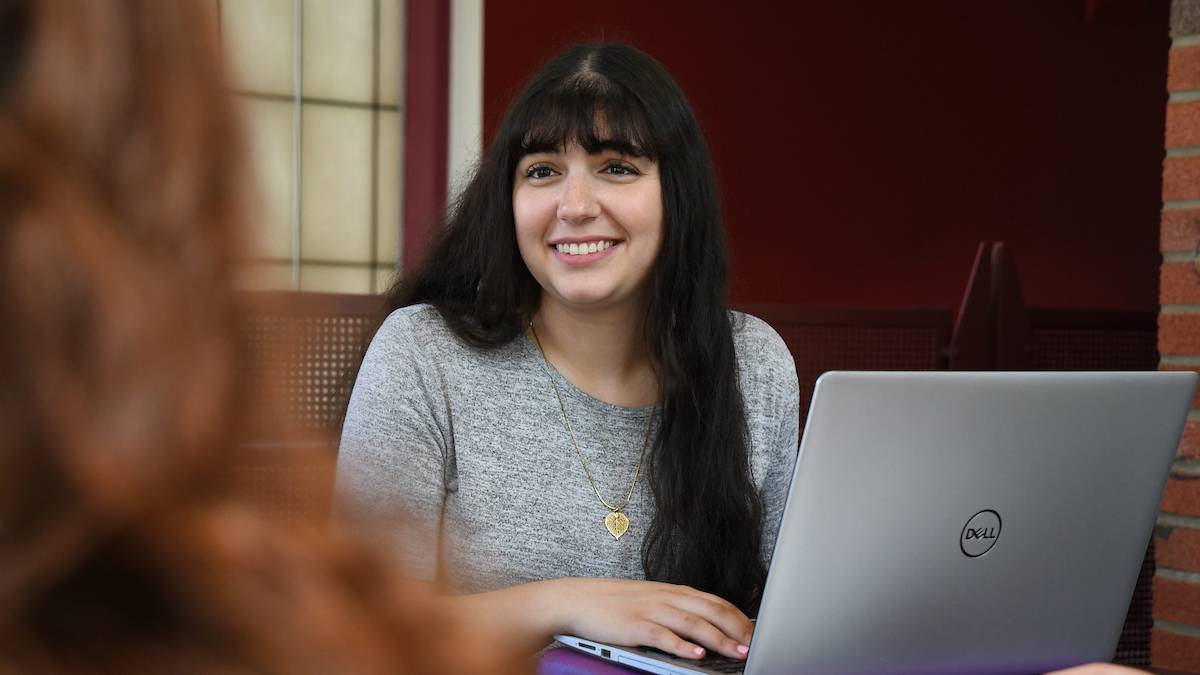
[555,240,615,255]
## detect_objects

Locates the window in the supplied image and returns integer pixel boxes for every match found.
[218,0,404,294]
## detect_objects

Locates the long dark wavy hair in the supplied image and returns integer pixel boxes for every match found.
[387,43,767,613]
[0,1,521,672]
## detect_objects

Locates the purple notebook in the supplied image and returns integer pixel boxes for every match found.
[537,647,642,675]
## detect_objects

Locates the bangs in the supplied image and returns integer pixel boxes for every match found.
[514,76,657,160]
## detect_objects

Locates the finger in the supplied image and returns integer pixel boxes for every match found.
[653,606,747,660]
[654,591,754,649]
[632,620,709,660]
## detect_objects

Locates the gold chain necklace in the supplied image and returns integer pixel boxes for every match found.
[529,322,656,540]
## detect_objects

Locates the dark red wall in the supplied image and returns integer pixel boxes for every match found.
[484,1,1169,311]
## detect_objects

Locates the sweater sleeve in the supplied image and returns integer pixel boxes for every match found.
[332,307,455,580]
[733,313,801,565]
[758,348,799,564]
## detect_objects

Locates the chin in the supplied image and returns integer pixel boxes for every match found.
[548,287,624,310]
[560,293,617,308]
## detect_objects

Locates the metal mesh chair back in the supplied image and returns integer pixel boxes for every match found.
[239,311,378,435]
[1112,539,1156,666]
[1029,310,1159,372]
[736,304,953,419]
[234,292,383,526]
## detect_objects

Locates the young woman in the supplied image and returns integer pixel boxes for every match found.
[335,43,801,662]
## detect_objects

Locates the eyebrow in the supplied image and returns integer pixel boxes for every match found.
[519,140,562,157]
[586,139,651,158]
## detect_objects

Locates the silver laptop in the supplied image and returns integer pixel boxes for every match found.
[556,371,1197,675]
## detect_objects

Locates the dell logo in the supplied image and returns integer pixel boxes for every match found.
[961,510,1001,557]
[963,527,997,540]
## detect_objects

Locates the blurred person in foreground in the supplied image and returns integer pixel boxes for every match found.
[0,1,519,673]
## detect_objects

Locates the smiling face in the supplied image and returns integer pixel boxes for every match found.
[513,141,664,315]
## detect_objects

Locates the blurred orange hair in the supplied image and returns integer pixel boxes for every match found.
[0,1,516,673]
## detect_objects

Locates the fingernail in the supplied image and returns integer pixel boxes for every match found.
[737,645,749,655]
[694,647,705,656]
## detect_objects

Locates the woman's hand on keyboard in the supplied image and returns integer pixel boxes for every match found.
[442,577,752,660]
[550,578,753,661]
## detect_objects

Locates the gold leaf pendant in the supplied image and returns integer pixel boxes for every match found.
[605,511,629,539]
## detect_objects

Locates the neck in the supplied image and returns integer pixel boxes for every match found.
[529,296,658,408]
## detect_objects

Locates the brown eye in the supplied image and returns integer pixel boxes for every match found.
[603,163,638,176]
[526,166,556,179]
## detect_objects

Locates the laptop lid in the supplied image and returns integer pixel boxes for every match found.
[748,370,1196,675]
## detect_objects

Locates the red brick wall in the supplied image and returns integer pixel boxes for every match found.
[1156,4,1200,666]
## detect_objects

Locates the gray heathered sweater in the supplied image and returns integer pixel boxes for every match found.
[333,304,800,595]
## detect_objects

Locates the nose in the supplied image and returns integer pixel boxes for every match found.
[556,172,600,225]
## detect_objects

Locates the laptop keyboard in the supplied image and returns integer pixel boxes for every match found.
[694,654,747,674]
[634,646,747,674]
